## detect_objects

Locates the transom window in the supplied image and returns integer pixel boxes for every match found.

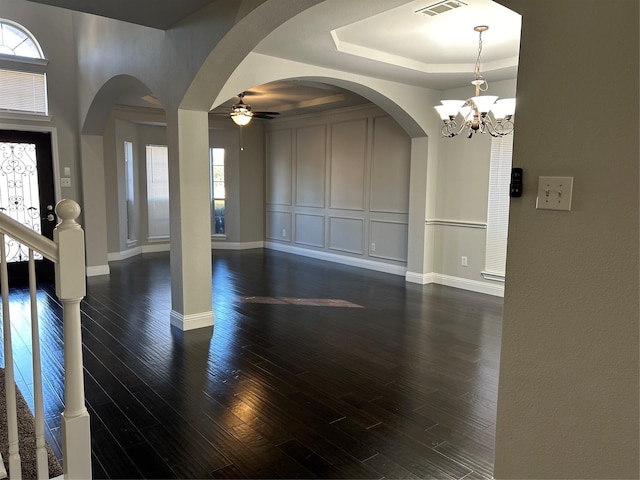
[0,20,48,115]
[0,20,44,58]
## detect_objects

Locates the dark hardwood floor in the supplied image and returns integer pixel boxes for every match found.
[4,249,503,479]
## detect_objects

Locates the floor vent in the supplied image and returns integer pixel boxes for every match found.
[415,0,467,16]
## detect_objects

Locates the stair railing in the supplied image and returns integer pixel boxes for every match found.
[0,199,91,480]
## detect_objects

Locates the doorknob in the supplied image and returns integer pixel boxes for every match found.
[44,213,55,221]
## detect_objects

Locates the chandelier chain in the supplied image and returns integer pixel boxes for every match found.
[474,29,488,93]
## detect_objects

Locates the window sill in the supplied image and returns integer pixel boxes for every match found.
[481,271,505,282]
[0,110,51,122]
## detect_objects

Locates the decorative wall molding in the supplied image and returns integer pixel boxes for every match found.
[86,265,110,277]
[170,310,214,331]
[265,241,407,276]
[426,219,487,229]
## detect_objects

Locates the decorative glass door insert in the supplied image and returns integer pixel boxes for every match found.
[0,141,44,262]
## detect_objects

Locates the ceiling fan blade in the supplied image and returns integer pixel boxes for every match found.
[253,111,280,116]
[253,113,276,119]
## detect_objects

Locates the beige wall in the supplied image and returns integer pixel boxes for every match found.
[494,1,639,478]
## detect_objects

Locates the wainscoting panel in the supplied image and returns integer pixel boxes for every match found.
[296,125,326,208]
[266,210,292,242]
[266,129,293,205]
[329,217,364,254]
[295,214,325,248]
[369,220,408,262]
[330,119,367,211]
[370,115,411,213]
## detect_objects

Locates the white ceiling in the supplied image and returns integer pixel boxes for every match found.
[24,0,522,115]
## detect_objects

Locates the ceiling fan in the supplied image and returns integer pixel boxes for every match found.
[228,92,279,126]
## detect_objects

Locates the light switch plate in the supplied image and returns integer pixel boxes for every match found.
[536,176,573,211]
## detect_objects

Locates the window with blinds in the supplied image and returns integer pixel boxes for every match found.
[482,134,513,281]
[146,145,170,239]
[0,20,48,115]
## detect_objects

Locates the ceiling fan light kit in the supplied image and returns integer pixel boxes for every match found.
[435,25,515,138]
[229,92,280,126]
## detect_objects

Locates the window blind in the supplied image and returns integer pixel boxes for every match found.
[0,69,47,114]
[146,145,170,238]
[483,135,513,280]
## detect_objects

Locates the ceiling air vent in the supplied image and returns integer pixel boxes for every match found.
[415,0,468,16]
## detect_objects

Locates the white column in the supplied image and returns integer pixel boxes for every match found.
[406,135,435,282]
[166,108,214,331]
[55,199,92,480]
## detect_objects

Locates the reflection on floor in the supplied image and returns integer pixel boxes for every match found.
[5,249,503,479]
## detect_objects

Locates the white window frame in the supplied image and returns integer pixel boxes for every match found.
[0,19,49,118]
[124,141,136,245]
[210,147,225,237]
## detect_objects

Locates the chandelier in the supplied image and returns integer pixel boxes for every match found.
[434,25,515,138]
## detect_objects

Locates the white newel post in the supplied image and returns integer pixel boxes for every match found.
[54,200,92,480]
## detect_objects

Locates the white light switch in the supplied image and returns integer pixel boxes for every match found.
[64,167,71,176]
[536,176,573,211]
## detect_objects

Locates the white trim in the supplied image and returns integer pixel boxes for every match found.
[432,273,504,297]
[481,270,506,282]
[211,240,264,250]
[426,219,487,229]
[86,265,110,277]
[107,246,142,261]
[265,241,407,276]
[0,111,51,122]
[142,243,170,253]
[405,271,435,284]
[170,310,214,331]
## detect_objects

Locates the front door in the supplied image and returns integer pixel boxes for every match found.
[0,130,56,284]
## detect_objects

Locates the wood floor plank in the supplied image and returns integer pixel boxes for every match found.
[2,249,503,478]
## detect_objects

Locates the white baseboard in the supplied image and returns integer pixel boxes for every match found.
[405,271,435,284]
[265,241,407,276]
[432,273,504,297]
[86,265,110,277]
[142,243,170,253]
[170,310,214,331]
[212,240,264,250]
[107,246,142,261]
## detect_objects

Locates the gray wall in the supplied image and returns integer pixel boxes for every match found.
[265,104,411,266]
[103,110,265,256]
[0,1,81,203]
[433,79,517,288]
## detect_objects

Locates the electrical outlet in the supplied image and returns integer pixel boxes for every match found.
[461,256,468,267]
[282,228,286,237]
[61,177,71,187]
[371,242,376,252]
